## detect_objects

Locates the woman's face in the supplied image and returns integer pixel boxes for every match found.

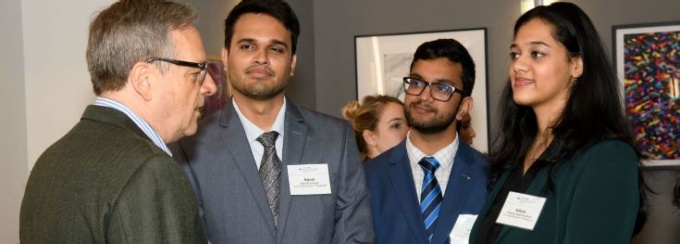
[508,18,582,112]
[368,102,409,157]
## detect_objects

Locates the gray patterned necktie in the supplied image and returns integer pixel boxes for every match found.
[257,131,281,225]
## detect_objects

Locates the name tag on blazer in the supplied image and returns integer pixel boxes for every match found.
[496,191,546,230]
[288,164,332,195]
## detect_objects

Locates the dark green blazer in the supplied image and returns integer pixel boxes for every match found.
[470,140,639,244]
[20,105,207,244]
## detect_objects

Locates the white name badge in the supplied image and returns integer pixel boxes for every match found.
[495,191,546,230]
[287,164,332,195]
[449,214,477,244]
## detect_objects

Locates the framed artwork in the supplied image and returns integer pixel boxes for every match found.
[613,21,680,167]
[355,28,489,152]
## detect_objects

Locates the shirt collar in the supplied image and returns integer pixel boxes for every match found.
[93,97,172,156]
[405,131,460,170]
[233,98,287,143]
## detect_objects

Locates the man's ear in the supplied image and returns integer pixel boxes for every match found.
[221,47,229,68]
[130,61,153,101]
[456,96,474,120]
[289,54,297,76]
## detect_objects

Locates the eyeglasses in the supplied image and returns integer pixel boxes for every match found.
[403,77,463,102]
[145,57,208,84]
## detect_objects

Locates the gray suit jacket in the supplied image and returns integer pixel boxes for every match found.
[172,98,374,244]
[20,105,206,244]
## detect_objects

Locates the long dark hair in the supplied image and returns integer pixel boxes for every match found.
[491,2,635,176]
[490,2,646,234]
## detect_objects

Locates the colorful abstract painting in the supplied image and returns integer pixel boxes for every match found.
[614,22,680,166]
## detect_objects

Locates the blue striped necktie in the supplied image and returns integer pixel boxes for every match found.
[419,157,443,243]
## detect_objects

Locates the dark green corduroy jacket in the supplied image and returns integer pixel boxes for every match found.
[470,140,640,244]
[20,105,207,244]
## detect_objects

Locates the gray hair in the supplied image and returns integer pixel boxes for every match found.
[86,0,198,95]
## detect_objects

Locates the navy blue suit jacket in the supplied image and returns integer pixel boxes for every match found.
[364,140,489,244]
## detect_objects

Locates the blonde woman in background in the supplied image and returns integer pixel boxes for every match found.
[342,95,409,161]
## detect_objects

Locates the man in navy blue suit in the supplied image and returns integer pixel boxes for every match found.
[364,39,489,244]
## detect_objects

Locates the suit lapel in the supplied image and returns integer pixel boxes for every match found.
[467,170,509,243]
[432,143,476,243]
[487,172,511,243]
[497,164,549,242]
[388,144,430,242]
[494,163,550,243]
[277,101,308,242]
[219,101,278,239]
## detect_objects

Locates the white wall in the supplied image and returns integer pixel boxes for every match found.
[1,0,28,242]
[22,0,114,170]
[0,0,112,242]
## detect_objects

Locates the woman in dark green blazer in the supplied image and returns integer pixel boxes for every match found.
[470,2,644,243]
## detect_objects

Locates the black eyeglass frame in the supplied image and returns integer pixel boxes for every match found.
[402,77,464,102]
[145,57,208,84]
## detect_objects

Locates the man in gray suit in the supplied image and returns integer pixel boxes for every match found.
[172,0,374,243]
[20,0,216,243]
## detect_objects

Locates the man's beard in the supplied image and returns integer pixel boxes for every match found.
[231,78,287,100]
[405,101,458,135]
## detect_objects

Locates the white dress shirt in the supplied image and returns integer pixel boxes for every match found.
[405,131,460,202]
[233,98,286,169]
